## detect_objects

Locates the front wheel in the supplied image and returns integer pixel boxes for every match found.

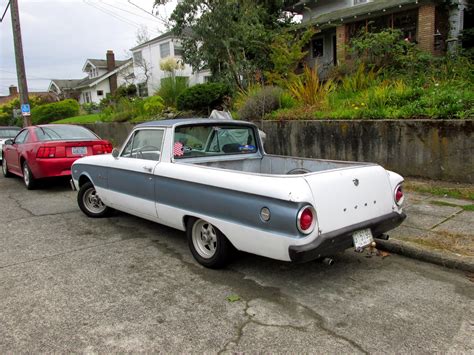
[2,159,12,177]
[77,181,112,218]
[187,218,234,269]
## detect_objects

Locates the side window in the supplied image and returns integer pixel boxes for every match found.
[14,130,28,144]
[121,129,164,161]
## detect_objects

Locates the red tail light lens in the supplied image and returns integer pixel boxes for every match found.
[395,185,404,206]
[297,206,316,234]
[37,146,56,158]
[93,144,113,155]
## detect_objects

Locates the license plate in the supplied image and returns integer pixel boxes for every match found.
[72,147,87,155]
[352,228,373,250]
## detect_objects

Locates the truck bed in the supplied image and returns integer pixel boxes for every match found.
[193,154,371,175]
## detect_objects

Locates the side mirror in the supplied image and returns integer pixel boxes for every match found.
[4,139,13,145]
[112,148,120,159]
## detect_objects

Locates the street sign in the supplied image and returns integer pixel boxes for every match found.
[21,103,30,116]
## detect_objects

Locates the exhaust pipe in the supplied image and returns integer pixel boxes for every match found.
[375,234,389,241]
[322,257,335,266]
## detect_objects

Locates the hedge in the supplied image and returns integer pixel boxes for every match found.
[31,99,80,124]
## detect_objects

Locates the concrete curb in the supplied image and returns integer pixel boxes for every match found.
[376,239,474,273]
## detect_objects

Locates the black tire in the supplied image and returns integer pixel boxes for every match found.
[22,161,36,190]
[186,218,234,269]
[2,159,12,177]
[77,181,112,218]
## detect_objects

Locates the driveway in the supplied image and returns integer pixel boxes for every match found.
[0,175,472,353]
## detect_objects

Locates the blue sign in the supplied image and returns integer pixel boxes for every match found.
[21,104,31,116]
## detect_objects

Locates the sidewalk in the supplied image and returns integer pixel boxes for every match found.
[376,179,474,272]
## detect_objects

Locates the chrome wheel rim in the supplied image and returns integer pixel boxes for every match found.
[192,220,217,259]
[23,164,30,186]
[83,187,106,214]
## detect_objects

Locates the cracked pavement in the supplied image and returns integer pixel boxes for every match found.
[0,175,473,353]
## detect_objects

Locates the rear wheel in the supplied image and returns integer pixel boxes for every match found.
[22,162,36,190]
[77,181,112,218]
[2,159,12,177]
[187,218,233,269]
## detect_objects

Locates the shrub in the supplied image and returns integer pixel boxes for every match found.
[157,76,189,107]
[235,85,295,121]
[31,99,80,124]
[143,95,165,116]
[288,66,336,107]
[82,102,99,114]
[176,83,231,113]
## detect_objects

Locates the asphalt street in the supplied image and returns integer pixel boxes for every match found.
[0,174,473,353]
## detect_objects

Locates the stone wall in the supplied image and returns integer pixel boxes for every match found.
[83,120,474,183]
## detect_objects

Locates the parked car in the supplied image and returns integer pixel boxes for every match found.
[71,119,406,268]
[2,124,112,189]
[0,126,21,163]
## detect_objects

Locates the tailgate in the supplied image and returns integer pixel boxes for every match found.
[304,165,393,234]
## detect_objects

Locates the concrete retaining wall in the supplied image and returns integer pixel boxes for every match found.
[83,120,474,183]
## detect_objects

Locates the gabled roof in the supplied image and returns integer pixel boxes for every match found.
[130,30,174,51]
[85,59,130,69]
[50,59,132,92]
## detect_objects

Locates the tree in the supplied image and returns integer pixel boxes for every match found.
[155,0,295,90]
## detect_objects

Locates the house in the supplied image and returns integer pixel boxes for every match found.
[288,0,469,73]
[130,31,211,97]
[49,50,133,104]
[0,85,56,106]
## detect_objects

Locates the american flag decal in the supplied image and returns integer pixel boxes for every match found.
[173,141,184,157]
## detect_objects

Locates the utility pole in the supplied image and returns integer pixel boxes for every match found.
[10,0,31,126]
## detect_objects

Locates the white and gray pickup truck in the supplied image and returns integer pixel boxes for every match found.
[71,119,406,268]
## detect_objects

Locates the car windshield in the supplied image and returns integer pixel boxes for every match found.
[173,124,258,159]
[35,126,98,141]
[0,128,20,138]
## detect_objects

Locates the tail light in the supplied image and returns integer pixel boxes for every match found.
[394,184,404,206]
[37,146,56,158]
[297,205,316,234]
[93,144,113,155]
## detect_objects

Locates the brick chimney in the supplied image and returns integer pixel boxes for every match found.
[9,85,18,96]
[106,50,118,94]
[106,50,116,71]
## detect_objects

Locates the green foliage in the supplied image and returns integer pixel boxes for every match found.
[176,83,231,113]
[0,95,53,125]
[157,76,189,107]
[81,102,99,114]
[167,0,292,89]
[288,66,335,107]
[265,28,314,87]
[340,63,379,93]
[31,99,80,124]
[52,113,102,124]
[143,96,165,115]
[101,95,166,123]
[235,85,293,121]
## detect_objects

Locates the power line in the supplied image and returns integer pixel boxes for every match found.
[0,0,10,22]
[98,0,166,25]
[127,0,170,27]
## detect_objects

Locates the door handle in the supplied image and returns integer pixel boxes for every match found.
[143,166,153,173]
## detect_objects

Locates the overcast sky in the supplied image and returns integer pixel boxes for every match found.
[0,0,176,95]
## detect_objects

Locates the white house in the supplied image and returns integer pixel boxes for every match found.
[49,50,134,104]
[130,31,211,97]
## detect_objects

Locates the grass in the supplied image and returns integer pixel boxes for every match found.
[404,180,474,201]
[52,113,102,124]
[430,200,474,211]
[407,231,474,257]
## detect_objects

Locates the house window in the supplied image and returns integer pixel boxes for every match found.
[138,83,148,97]
[133,51,143,65]
[160,42,170,58]
[174,46,184,57]
[312,38,324,57]
[354,0,368,4]
[97,90,103,96]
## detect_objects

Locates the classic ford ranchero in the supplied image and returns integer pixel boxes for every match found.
[71,119,406,268]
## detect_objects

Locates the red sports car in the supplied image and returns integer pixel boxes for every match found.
[2,124,112,189]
